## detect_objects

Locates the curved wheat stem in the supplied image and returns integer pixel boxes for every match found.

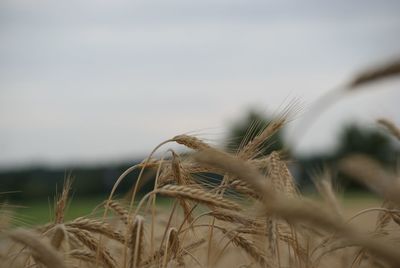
[8,229,67,268]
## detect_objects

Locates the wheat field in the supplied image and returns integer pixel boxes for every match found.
[0,60,400,267]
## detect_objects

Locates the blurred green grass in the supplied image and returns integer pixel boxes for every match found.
[14,196,106,226]
[340,191,380,204]
[11,192,381,226]
[12,195,174,226]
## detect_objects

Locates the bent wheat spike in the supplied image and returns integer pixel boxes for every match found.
[349,59,400,88]
[173,134,212,151]
[171,152,195,224]
[157,184,241,211]
[238,118,285,160]
[69,249,97,264]
[67,227,116,268]
[129,216,144,268]
[209,208,263,227]
[222,229,270,268]
[377,118,400,140]
[67,217,126,244]
[55,178,72,224]
[106,200,130,225]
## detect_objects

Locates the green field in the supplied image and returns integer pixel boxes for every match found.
[13,196,106,226]
[12,195,175,226]
[10,192,381,226]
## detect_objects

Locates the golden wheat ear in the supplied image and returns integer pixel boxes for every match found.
[377,118,400,141]
[67,227,116,268]
[170,151,195,225]
[349,59,400,89]
[54,176,73,224]
[290,58,400,151]
[157,184,241,211]
[173,134,212,151]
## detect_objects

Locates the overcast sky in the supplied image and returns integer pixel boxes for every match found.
[1,0,400,169]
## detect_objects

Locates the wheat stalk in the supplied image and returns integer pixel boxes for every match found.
[129,215,144,268]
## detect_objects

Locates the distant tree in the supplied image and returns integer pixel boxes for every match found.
[332,124,399,189]
[291,123,398,190]
[333,124,397,190]
[336,124,397,166]
[225,110,284,156]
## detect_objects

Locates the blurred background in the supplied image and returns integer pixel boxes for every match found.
[1,0,400,222]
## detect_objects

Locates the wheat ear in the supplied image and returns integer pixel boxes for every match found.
[157,184,241,211]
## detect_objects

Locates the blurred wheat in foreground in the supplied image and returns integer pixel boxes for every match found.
[1,61,400,267]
